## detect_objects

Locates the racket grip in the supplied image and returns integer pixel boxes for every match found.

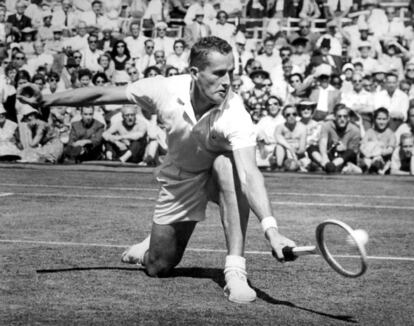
[282,246,297,261]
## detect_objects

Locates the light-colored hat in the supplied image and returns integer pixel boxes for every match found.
[42,10,53,19]
[357,40,371,49]
[20,104,39,119]
[357,20,369,31]
[155,21,168,30]
[0,103,6,114]
[314,63,332,77]
[21,27,35,34]
[342,63,355,72]
[194,8,204,17]
[52,25,63,33]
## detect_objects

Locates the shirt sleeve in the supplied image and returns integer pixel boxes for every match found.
[125,76,168,116]
[224,95,257,150]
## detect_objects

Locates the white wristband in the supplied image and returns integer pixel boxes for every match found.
[261,216,278,233]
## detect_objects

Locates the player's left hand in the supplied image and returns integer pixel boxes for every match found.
[269,232,296,263]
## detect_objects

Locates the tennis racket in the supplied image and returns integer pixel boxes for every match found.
[281,219,368,278]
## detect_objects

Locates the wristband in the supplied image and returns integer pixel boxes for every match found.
[261,216,278,233]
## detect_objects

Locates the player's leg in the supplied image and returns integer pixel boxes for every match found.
[122,221,197,277]
[210,154,256,303]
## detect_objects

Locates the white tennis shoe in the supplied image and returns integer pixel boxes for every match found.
[121,236,150,266]
[224,268,257,304]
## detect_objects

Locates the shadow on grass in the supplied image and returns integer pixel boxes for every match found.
[36,266,139,273]
[36,266,357,323]
[172,267,357,324]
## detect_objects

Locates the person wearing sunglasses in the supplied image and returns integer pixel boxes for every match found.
[273,104,307,171]
[319,103,361,174]
[80,34,103,73]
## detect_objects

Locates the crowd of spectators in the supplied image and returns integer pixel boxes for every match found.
[0,0,413,175]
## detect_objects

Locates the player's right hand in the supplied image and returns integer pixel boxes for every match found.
[269,232,296,263]
[17,83,43,108]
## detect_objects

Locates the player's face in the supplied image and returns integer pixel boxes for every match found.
[374,112,389,131]
[81,107,94,126]
[195,51,234,105]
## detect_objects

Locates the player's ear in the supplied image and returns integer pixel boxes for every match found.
[189,66,199,80]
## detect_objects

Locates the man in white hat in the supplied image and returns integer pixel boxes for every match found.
[356,41,377,75]
[153,21,175,57]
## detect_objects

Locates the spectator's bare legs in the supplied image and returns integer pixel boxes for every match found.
[311,151,323,166]
[275,144,286,168]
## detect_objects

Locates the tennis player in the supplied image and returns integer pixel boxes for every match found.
[18,37,295,304]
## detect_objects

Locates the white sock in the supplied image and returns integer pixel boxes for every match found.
[224,255,246,275]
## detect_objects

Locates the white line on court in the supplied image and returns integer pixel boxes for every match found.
[0,192,13,197]
[7,192,414,210]
[1,183,412,200]
[1,239,413,262]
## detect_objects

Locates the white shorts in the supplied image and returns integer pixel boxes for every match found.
[153,161,215,225]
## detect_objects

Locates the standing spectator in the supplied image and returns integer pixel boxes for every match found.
[309,64,341,121]
[390,133,414,175]
[80,34,103,73]
[256,37,281,73]
[25,0,44,29]
[319,103,361,173]
[166,39,189,73]
[103,105,148,163]
[184,9,212,48]
[341,72,374,131]
[274,104,307,171]
[19,104,63,163]
[63,106,105,163]
[374,72,409,131]
[395,107,414,144]
[360,107,396,174]
[153,21,175,57]
[7,1,32,42]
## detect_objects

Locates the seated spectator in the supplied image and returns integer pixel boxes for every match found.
[232,33,253,77]
[97,27,117,53]
[166,39,189,73]
[243,69,272,123]
[360,107,396,174]
[240,58,261,93]
[325,0,353,18]
[308,38,342,76]
[127,66,140,82]
[52,0,79,30]
[231,75,243,94]
[395,107,414,144]
[341,72,374,131]
[153,21,176,57]
[315,20,348,57]
[154,50,168,76]
[290,37,310,76]
[19,104,63,163]
[184,9,212,48]
[102,105,147,163]
[80,0,111,30]
[340,63,354,93]
[80,34,103,73]
[165,66,179,77]
[255,95,284,168]
[97,53,115,81]
[135,39,156,77]
[374,72,409,131]
[143,65,162,78]
[330,74,342,90]
[297,100,322,171]
[299,0,321,19]
[288,18,320,54]
[110,40,131,72]
[0,104,21,161]
[7,1,32,42]
[211,10,236,46]
[256,37,281,74]
[38,10,54,42]
[58,57,80,90]
[124,21,147,60]
[390,133,414,175]
[379,40,407,81]
[78,68,93,88]
[371,65,386,92]
[319,103,361,174]
[19,28,37,59]
[274,104,307,171]
[64,21,89,52]
[63,106,105,163]
[92,72,109,86]
[184,0,216,26]
[399,80,411,97]
[45,71,65,94]
[309,64,341,121]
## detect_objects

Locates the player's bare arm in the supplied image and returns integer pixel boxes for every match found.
[232,145,296,260]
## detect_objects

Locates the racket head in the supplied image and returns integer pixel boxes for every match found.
[315,219,368,278]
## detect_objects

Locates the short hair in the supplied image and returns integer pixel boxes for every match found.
[373,107,389,120]
[88,33,98,42]
[81,106,94,113]
[173,39,186,49]
[263,36,275,45]
[129,21,140,30]
[165,66,179,77]
[78,68,92,80]
[144,39,154,46]
[14,69,31,86]
[266,95,283,109]
[48,71,60,82]
[31,73,46,84]
[333,103,349,115]
[189,36,232,70]
[386,72,398,80]
[216,10,228,20]
[279,46,292,55]
[143,65,162,78]
[289,72,303,82]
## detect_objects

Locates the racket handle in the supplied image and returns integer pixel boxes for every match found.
[292,246,317,256]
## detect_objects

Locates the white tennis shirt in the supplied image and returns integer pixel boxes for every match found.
[126,74,256,173]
